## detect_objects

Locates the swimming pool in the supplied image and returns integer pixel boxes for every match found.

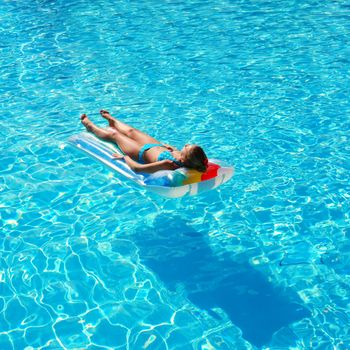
[1,0,350,348]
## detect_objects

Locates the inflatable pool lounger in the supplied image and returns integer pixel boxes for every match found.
[69,132,234,198]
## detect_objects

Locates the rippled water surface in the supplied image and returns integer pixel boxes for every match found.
[1,0,350,348]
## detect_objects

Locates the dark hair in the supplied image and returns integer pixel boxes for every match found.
[183,145,208,172]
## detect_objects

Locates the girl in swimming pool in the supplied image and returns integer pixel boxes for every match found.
[81,110,208,174]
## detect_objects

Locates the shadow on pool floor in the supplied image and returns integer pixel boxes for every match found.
[134,214,310,348]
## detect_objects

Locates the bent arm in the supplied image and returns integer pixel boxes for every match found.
[122,156,177,173]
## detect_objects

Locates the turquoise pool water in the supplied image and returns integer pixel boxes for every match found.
[1,0,350,348]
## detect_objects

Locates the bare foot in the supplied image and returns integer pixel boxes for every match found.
[100,109,116,127]
[81,114,93,131]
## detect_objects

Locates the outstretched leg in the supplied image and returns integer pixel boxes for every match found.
[81,114,140,160]
[100,110,160,145]
[81,114,114,141]
[100,109,118,128]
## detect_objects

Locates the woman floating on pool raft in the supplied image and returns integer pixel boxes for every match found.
[75,110,233,197]
[81,110,208,173]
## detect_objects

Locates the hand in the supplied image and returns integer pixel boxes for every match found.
[112,153,124,160]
